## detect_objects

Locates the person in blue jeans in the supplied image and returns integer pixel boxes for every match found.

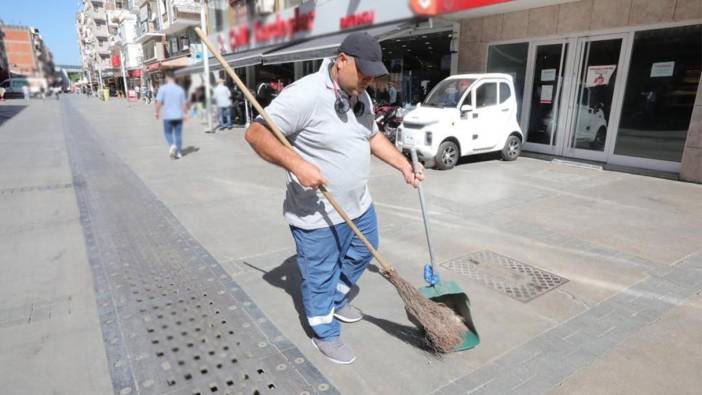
[155,73,188,159]
[244,33,424,365]
[213,79,232,130]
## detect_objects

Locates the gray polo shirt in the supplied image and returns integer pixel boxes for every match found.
[258,59,378,230]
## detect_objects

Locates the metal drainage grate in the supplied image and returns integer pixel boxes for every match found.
[441,250,567,302]
[62,101,335,395]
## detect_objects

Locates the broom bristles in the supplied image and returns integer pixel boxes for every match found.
[387,271,468,353]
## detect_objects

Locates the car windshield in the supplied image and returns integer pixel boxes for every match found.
[423,78,475,108]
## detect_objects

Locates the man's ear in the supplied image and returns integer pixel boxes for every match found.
[337,52,348,70]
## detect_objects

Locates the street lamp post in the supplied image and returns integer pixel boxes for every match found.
[120,49,129,100]
[200,0,213,133]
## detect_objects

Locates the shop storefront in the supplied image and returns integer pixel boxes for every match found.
[257,21,456,106]
[451,0,702,179]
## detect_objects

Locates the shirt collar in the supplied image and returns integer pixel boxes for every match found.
[320,58,335,90]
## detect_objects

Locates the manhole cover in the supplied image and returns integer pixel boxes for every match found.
[441,250,567,302]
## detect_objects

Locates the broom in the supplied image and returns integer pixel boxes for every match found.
[193,28,467,353]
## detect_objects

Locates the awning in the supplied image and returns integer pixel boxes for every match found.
[174,45,283,78]
[161,56,191,69]
[261,23,409,65]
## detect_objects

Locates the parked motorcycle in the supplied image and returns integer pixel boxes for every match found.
[375,103,403,144]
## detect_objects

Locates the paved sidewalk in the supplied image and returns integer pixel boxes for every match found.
[1,97,701,394]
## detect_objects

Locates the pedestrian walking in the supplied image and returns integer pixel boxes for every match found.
[22,85,30,102]
[0,86,5,101]
[244,32,424,365]
[155,73,188,159]
[213,79,232,130]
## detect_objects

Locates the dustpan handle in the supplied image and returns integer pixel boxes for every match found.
[410,149,437,273]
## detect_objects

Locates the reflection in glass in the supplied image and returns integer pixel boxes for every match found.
[614,25,701,162]
[526,43,567,145]
[487,42,528,120]
[570,39,622,151]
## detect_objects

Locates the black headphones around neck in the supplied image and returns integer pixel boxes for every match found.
[329,63,366,117]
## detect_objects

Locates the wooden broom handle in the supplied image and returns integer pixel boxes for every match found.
[194,28,395,274]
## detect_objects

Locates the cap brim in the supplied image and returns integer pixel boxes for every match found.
[355,58,389,77]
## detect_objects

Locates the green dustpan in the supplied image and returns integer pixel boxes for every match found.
[410,149,480,352]
[418,281,480,351]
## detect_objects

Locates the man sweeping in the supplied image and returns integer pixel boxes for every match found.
[244,32,424,365]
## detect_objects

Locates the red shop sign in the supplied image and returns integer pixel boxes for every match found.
[227,7,315,50]
[111,54,121,68]
[411,0,513,16]
[339,10,375,30]
[128,69,142,78]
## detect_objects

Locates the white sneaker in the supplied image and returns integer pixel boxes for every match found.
[311,338,355,365]
[169,145,177,159]
[175,152,182,159]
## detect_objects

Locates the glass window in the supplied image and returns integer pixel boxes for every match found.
[569,38,622,151]
[215,9,224,32]
[526,43,568,145]
[462,90,472,107]
[614,25,701,162]
[476,83,497,108]
[180,36,189,51]
[487,43,528,117]
[499,82,511,103]
[423,78,474,108]
[169,37,178,54]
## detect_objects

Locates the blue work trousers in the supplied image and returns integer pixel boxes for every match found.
[290,204,378,340]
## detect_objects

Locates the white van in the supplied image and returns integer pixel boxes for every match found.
[396,74,524,170]
[0,77,47,98]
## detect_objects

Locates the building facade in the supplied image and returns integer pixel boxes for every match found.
[132,0,203,92]
[0,23,55,84]
[450,0,701,182]
[76,0,119,91]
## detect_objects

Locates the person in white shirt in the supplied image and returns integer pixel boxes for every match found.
[213,79,232,130]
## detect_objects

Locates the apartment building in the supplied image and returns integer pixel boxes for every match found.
[109,3,143,93]
[76,0,117,91]
[0,23,55,85]
[132,0,203,92]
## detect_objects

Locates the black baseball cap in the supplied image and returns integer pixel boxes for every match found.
[338,32,389,77]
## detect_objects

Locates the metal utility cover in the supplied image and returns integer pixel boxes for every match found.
[441,250,567,302]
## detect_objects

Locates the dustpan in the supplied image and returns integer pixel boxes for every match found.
[410,149,480,351]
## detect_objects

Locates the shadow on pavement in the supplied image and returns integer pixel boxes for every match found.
[241,256,315,338]
[242,255,433,352]
[362,314,430,351]
[181,146,200,157]
[0,105,27,127]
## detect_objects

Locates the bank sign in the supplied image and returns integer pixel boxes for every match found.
[213,0,513,54]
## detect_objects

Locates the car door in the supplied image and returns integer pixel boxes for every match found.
[470,80,501,150]
[452,86,475,155]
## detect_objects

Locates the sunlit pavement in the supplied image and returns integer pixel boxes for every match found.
[1,96,701,395]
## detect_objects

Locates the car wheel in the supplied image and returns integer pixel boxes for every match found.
[501,134,521,161]
[434,141,459,170]
[592,127,606,149]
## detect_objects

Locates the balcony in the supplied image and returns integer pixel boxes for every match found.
[95,24,110,38]
[143,42,166,63]
[98,45,111,56]
[133,0,150,9]
[161,1,201,34]
[135,20,164,43]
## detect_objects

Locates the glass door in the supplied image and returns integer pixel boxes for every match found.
[562,34,628,161]
[522,41,570,154]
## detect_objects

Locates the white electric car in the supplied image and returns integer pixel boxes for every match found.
[396,74,524,170]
